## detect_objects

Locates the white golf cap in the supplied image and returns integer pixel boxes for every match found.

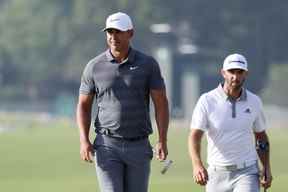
[223,53,248,71]
[103,12,133,32]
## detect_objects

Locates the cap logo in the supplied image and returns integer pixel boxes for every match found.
[109,18,120,22]
[229,60,245,64]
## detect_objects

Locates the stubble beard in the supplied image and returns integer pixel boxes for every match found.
[230,79,245,92]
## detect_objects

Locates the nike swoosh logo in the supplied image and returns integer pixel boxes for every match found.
[130,66,138,70]
[109,18,120,22]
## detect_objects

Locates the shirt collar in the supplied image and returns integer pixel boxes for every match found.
[217,83,247,101]
[105,47,136,64]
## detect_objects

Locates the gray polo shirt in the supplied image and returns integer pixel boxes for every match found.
[79,48,165,138]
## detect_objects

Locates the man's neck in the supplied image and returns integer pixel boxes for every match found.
[223,83,242,99]
[110,47,130,63]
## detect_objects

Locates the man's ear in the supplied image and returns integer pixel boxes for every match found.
[220,69,225,77]
[128,29,134,38]
[245,71,249,77]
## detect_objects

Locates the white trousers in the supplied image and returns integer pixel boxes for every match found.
[206,163,259,192]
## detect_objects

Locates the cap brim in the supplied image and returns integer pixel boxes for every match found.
[102,27,127,32]
[224,66,248,71]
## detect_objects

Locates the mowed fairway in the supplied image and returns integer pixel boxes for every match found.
[0,119,287,192]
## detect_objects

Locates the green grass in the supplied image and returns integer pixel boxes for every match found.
[0,120,287,192]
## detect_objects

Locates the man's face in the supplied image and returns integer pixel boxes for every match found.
[106,28,133,52]
[221,68,248,90]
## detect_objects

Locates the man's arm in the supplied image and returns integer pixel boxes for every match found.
[150,89,169,161]
[188,129,208,186]
[255,131,272,189]
[76,93,95,163]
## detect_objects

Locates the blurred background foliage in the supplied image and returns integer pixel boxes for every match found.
[0,0,288,110]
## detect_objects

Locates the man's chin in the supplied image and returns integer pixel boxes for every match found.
[110,46,121,51]
[232,84,243,90]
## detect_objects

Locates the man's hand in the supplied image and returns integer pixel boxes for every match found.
[155,141,168,161]
[260,168,273,190]
[80,140,94,163]
[193,164,208,186]
[77,93,94,163]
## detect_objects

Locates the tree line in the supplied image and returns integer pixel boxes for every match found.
[0,0,287,101]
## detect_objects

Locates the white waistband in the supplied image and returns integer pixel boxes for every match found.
[210,160,257,171]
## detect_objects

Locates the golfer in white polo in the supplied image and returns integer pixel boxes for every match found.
[188,53,272,192]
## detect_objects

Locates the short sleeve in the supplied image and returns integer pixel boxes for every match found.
[253,98,267,132]
[190,94,209,131]
[149,58,165,90]
[79,61,95,95]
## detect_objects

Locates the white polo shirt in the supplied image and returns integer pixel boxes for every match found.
[190,84,266,166]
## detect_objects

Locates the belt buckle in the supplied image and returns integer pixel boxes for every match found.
[236,162,249,170]
[103,129,109,135]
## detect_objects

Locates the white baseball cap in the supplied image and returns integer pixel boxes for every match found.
[103,12,133,32]
[223,53,248,71]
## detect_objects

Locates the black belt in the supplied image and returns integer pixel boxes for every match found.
[98,129,148,142]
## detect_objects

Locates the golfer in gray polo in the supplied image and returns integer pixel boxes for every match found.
[77,12,169,192]
[188,53,272,192]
